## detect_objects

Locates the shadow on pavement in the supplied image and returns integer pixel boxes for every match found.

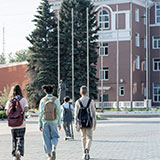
[93,140,145,143]
[92,158,126,160]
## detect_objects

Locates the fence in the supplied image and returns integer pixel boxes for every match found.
[95,101,147,109]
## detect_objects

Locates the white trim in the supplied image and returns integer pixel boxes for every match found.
[100,67,109,80]
[95,4,113,13]
[150,24,160,27]
[98,86,111,90]
[135,8,140,22]
[0,61,28,69]
[152,35,160,49]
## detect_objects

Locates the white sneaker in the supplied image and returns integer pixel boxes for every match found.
[13,157,17,160]
[16,151,21,160]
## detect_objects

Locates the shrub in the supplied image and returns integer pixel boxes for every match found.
[0,111,7,119]
[0,86,10,109]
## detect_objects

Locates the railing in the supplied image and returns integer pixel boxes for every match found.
[95,101,146,109]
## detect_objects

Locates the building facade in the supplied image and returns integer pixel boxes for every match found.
[48,0,160,108]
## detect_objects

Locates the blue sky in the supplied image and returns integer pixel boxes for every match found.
[0,0,41,55]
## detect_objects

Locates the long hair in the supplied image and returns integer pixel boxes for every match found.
[9,85,23,99]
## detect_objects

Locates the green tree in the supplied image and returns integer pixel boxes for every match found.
[59,0,99,100]
[0,86,10,108]
[26,0,58,106]
[9,49,29,63]
[0,53,6,64]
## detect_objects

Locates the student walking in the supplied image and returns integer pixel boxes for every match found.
[39,85,61,160]
[5,85,29,160]
[75,86,96,160]
[61,96,74,140]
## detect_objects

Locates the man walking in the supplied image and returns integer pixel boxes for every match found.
[75,86,96,160]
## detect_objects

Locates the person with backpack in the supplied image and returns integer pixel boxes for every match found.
[5,85,29,160]
[75,85,96,160]
[61,96,74,140]
[39,85,61,160]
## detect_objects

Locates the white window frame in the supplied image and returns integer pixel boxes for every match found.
[98,10,110,30]
[153,58,160,71]
[99,42,109,56]
[119,86,125,96]
[153,36,160,49]
[135,33,140,47]
[100,67,109,80]
[155,3,160,24]
[135,8,139,22]
[153,83,160,103]
[136,56,140,70]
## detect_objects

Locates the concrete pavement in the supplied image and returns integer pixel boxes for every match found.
[0,117,160,160]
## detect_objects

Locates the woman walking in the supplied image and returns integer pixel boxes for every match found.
[5,85,29,160]
[39,85,61,160]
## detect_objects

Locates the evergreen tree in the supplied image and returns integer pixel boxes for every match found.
[26,0,58,106]
[0,53,6,64]
[59,0,99,100]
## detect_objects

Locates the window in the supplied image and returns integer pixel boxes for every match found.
[120,86,125,96]
[136,33,140,47]
[153,36,160,49]
[153,58,160,71]
[153,83,160,102]
[98,10,109,29]
[100,67,109,80]
[136,56,140,70]
[156,3,160,23]
[99,43,108,56]
[135,8,139,22]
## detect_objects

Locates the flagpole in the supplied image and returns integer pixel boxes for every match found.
[100,6,104,112]
[72,8,74,106]
[58,11,60,87]
[87,8,89,95]
[116,5,119,111]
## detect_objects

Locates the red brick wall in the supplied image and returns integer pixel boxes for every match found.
[0,63,28,96]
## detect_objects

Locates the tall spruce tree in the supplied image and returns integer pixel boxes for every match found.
[26,0,58,106]
[59,0,99,100]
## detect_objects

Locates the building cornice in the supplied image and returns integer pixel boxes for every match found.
[49,0,154,9]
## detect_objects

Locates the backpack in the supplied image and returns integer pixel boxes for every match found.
[77,98,92,128]
[8,97,24,127]
[63,104,72,123]
[43,97,57,121]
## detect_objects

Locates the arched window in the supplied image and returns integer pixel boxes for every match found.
[98,10,109,29]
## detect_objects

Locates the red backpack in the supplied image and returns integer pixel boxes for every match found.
[8,97,24,127]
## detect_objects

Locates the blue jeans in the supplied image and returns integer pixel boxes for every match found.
[42,122,59,154]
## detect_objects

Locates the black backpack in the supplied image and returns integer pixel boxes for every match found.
[63,104,72,123]
[77,99,92,128]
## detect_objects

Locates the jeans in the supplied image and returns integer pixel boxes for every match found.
[63,121,72,137]
[42,122,59,154]
[11,128,26,157]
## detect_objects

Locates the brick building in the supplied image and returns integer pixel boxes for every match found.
[0,0,159,108]
[0,62,28,95]
[49,0,160,108]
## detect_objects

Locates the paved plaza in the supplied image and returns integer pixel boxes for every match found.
[0,117,160,160]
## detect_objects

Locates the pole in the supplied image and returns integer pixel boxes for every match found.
[57,11,60,87]
[145,0,149,111]
[100,6,104,112]
[130,2,133,111]
[72,8,74,106]
[2,27,5,55]
[116,5,119,111]
[87,8,89,95]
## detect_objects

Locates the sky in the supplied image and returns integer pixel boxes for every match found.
[0,0,41,56]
